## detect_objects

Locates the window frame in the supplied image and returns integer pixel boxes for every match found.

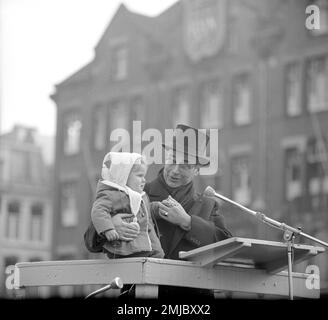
[63,111,82,156]
[230,154,252,206]
[110,44,128,81]
[30,203,44,242]
[284,61,303,118]
[172,86,191,127]
[200,79,223,129]
[6,201,21,240]
[92,104,107,151]
[284,147,303,202]
[232,72,253,126]
[305,137,328,211]
[60,181,78,228]
[305,55,328,114]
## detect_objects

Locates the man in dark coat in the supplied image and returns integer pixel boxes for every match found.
[144,124,231,260]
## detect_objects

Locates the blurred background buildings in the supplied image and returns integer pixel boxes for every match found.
[1,0,328,298]
[0,125,54,298]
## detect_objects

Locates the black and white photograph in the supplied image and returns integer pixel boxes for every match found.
[1,0,328,311]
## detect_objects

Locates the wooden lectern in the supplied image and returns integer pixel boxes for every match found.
[14,237,325,299]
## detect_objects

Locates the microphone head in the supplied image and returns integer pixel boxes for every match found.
[203,186,216,198]
[111,277,123,289]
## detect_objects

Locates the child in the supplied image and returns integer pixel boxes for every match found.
[91,151,164,259]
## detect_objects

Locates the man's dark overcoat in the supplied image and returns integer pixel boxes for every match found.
[144,169,232,259]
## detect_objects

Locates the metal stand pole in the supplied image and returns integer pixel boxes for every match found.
[287,240,294,300]
[284,230,295,300]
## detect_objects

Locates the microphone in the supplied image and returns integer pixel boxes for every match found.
[203,186,257,217]
[85,277,123,299]
[203,186,216,198]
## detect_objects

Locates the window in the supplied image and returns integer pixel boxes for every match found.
[306,138,328,194]
[30,203,44,242]
[285,63,302,117]
[232,73,252,125]
[112,46,128,81]
[306,56,328,113]
[6,201,20,239]
[306,138,328,210]
[172,88,190,126]
[109,101,129,151]
[109,101,127,130]
[200,81,223,129]
[130,97,145,153]
[61,182,78,227]
[284,148,302,201]
[64,114,81,155]
[130,96,145,122]
[231,156,251,205]
[93,106,107,151]
[309,0,328,35]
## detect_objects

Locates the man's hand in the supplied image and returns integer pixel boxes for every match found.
[104,229,120,242]
[112,213,140,241]
[158,200,191,231]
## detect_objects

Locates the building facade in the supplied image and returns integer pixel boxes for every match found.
[51,0,328,292]
[0,126,54,298]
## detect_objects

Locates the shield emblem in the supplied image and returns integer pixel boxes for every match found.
[183,0,227,62]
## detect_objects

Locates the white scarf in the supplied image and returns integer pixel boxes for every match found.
[101,152,145,216]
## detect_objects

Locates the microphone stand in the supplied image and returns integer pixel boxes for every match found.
[204,186,328,300]
[283,229,297,300]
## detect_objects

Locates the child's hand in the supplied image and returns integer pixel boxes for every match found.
[104,229,120,242]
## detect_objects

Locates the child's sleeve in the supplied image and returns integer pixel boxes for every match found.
[91,190,115,235]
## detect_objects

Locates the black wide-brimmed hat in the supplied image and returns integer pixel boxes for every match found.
[162,124,210,166]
